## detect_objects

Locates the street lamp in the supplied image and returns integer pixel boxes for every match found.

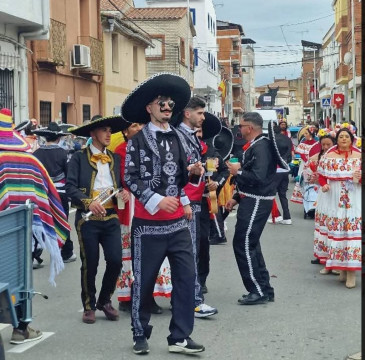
[301,40,322,124]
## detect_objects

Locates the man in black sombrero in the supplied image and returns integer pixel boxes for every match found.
[121,73,205,355]
[33,122,76,264]
[170,96,219,318]
[65,115,130,324]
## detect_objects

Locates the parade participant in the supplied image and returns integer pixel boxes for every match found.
[291,125,317,204]
[209,125,233,245]
[66,115,129,324]
[313,127,361,288]
[114,122,169,314]
[0,110,70,343]
[171,97,219,318]
[226,114,289,305]
[33,122,77,263]
[267,122,293,225]
[121,73,205,355]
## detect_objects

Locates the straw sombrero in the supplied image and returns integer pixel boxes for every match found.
[68,115,131,137]
[0,112,30,151]
[121,73,191,124]
[212,126,234,161]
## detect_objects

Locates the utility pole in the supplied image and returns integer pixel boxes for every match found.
[351,0,357,127]
[186,0,190,86]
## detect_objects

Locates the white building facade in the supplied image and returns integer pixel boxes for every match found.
[146,0,221,115]
[0,0,50,123]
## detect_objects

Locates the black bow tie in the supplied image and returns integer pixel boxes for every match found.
[156,131,175,141]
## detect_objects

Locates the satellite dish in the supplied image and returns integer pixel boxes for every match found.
[343,51,352,65]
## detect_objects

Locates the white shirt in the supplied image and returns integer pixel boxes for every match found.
[90,143,114,191]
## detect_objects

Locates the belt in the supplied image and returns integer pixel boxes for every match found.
[239,192,275,200]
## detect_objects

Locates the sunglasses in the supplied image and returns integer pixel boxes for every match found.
[157,100,175,109]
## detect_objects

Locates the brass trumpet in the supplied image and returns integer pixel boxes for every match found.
[82,187,121,221]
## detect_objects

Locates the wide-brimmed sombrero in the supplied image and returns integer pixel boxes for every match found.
[202,112,222,140]
[67,115,131,137]
[268,120,290,170]
[121,73,191,124]
[32,122,66,138]
[0,112,30,151]
[14,120,31,132]
[212,126,234,161]
[58,123,77,134]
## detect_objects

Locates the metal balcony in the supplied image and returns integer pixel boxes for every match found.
[77,36,104,75]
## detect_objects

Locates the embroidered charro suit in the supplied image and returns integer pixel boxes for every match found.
[66,146,123,311]
[125,124,196,343]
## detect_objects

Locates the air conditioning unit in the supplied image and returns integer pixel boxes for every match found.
[72,44,91,68]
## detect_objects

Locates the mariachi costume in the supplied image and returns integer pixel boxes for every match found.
[0,111,70,285]
[171,110,221,311]
[33,122,76,261]
[121,73,199,344]
[66,115,126,319]
[233,120,289,304]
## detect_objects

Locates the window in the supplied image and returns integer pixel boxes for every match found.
[0,69,14,116]
[190,47,194,70]
[112,34,119,72]
[39,101,51,127]
[194,48,198,66]
[83,104,91,122]
[190,8,196,25]
[133,46,138,81]
[180,38,186,64]
[207,14,210,29]
[145,35,165,60]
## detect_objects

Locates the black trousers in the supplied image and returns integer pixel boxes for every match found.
[273,172,291,220]
[198,198,211,287]
[59,192,74,260]
[131,217,195,343]
[232,196,274,298]
[75,210,122,311]
[186,202,204,306]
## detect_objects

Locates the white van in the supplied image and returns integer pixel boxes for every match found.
[253,109,278,134]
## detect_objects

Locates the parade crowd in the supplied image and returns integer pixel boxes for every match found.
[0,72,361,355]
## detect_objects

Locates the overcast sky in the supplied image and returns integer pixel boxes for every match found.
[133,0,334,86]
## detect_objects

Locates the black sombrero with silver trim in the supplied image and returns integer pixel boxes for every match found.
[14,120,31,132]
[121,73,191,124]
[67,115,131,137]
[32,122,66,138]
[212,126,234,161]
[268,120,290,170]
[202,112,222,140]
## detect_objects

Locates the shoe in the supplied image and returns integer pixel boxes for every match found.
[10,326,42,344]
[238,293,274,304]
[151,301,163,314]
[311,258,320,264]
[281,219,292,225]
[168,337,205,354]
[96,301,119,321]
[32,259,44,269]
[63,253,77,263]
[210,239,227,245]
[194,303,218,318]
[119,301,131,312]
[201,285,208,294]
[267,216,283,224]
[82,310,96,324]
[133,337,150,354]
[237,293,268,305]
[331,269,340,275]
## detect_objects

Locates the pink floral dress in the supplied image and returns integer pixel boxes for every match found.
[313,152,362,270]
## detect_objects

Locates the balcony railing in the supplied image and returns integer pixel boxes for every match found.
[77,36,104,75]
[34,19,66,66]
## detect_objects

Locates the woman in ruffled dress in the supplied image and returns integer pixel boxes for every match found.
[313,126,361,288]
[290,126,317,215]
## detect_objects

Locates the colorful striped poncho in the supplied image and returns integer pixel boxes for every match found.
[0,150,71,285]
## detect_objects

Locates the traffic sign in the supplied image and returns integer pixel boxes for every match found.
[321,98,331,108]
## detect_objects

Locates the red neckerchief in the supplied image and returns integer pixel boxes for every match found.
[242,141,251,152]
[200,140,208,155]
[334,147,352,160]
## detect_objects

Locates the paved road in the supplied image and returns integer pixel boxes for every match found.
[1,181,361,360]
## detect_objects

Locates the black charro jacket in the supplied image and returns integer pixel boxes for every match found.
[65,146,121,211]
[235,134,277,197]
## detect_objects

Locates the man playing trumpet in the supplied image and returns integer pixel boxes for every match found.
[66,115,129,324]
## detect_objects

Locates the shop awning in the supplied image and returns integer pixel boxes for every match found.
[0,53,23,71]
